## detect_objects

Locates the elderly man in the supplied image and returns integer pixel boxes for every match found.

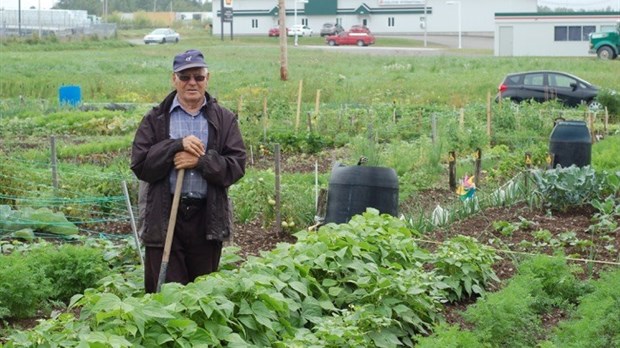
[131,49,246,293]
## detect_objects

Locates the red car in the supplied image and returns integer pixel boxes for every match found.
[268,27,287,37]
[349,25,371,34]
[326,31,376,46]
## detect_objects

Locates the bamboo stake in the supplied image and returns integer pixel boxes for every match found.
[459,107,464,131]
[295,80,303,132]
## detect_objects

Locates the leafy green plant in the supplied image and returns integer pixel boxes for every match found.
[462,276,543,348]
[493,220,518,237]
[516,255,590,312]
[5,210,501,347]
[531,166,616,212]
[431,236,501,302]
[28,244,108,302]
[414,323,484,348]
[588,196,620,234]
[0,253,52,319]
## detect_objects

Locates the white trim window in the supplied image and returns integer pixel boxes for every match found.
[554,25,596,41]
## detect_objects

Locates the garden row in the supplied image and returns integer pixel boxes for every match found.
[5,210,499,346]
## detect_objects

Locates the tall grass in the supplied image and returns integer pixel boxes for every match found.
[1,28,618,112]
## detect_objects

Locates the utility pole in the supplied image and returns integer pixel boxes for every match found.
[278,0,288,81]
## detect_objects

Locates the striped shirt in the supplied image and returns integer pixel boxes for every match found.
[168,96,209,198]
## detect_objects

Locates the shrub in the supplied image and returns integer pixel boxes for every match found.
[596,88,620,120]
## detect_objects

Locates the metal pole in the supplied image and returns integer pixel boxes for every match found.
[38,0,41,38]
[122,180,144,267]
[423,1,427,47]
[18,0,21,36]
[220,0,224,41]
[294,0,298,46]
[457,1,462,49]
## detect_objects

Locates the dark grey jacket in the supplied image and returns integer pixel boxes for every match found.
[130,91,246,247]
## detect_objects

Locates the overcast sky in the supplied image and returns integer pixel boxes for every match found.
[1,0,618,11]
[539,0,620,10]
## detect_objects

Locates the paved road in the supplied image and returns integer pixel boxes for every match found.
[301,34,494,56]
[131,34,494,56]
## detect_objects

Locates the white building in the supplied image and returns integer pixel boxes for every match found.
[211,0,537,36]
[495,11,620,56]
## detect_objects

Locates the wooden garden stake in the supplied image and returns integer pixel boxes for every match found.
[604,107,609,135]
[431,114,437,145]
[263,97,268,142]
[274,143,281,237]
[459,108,464,131]
[546,153,555,170]
[249,145,254,166]
[449,151,457,192]
[486,91,492,140]
[418,110,422,132]
[474,148,482,189]
[392,102,397,123]
[524,152,532,193]
[314,89,321,121]
[295,80,303,132]
[307,112,313,132]
[237,95,243,117]
[588,112,596,143]
[50,136,59,190]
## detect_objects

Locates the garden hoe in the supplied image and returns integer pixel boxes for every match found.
[156,168,185,293]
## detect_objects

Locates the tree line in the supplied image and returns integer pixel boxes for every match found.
[53,0,212,16]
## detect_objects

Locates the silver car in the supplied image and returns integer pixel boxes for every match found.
[144,28,180,44]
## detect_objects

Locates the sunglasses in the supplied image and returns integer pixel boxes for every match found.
[176,74,207,82]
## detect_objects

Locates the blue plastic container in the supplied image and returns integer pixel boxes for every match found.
[58,85,82,106]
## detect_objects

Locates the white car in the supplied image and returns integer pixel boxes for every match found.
[287,25,313,37]
[144,28,180,44]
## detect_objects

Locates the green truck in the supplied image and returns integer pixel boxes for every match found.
[589,22,620,60]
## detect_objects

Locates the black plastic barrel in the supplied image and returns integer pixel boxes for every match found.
[324,165,399,224]
[549,120,591,168]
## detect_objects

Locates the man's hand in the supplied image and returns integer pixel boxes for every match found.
[174,151,200,169]
[182,135,206,157]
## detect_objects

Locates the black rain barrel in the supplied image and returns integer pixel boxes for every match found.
[324,165,399,224]
[549,120,591,168]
